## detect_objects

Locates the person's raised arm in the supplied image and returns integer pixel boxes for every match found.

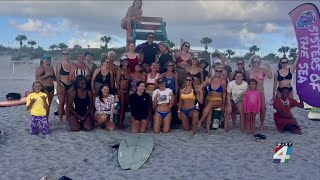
[264,64,273,79]
[195,86,204,104]
[291,56,298,73]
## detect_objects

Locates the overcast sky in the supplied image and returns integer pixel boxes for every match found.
[0,1,316,56]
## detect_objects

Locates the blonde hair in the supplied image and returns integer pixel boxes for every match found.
[100,53,108,64]
[250,55,262,65]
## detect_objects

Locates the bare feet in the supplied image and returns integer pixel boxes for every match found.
[197,118,204,128]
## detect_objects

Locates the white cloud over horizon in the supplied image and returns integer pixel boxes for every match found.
[0,1,309,54]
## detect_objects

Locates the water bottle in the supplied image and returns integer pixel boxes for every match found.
[211,108,222,130]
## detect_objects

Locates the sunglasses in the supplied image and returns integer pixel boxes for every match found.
[237,63,244,65]
[282,61,288,64]
[215,70,223,73]
[253,59,260,62]
[105,61,110,64]
[62,53,69,55]
[184,45,190,48]
[185,78,193,81]
[148,36,154,39]
[167,64,174,67]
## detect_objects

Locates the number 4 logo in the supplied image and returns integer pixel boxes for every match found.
[273,145,292,163]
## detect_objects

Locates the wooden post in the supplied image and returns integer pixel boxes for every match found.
[12,62,14,75]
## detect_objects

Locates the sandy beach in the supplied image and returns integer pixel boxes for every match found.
[0,55,319,180]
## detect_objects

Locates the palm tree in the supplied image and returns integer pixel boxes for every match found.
[249,45,260,54]
[15,35,27,48]
[73,44,82,51]
[225,49,235,58]
[27,40,37,49]
[289,47,297,61]
[87,45,90,49]
[200,37,212,52]
[278,46,290,58]
[100,35,111,49]
[58,43,68,50]
[49,44,58,51]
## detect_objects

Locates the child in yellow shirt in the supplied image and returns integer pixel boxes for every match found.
[26,81,49,135]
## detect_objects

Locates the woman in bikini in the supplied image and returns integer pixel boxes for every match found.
[161,61,179,128]
[146,62,161,124]
[66,76,93,131]
[85,51,97,89]
[56,50,73,123]
[152,78,174,133]
[157,42,174,73]
[273,57,297,100]
[116,57,131,129]
[198,65,227,133]
[91,53,114,97]
[247,55,273,130]
[70,52,90,83]
[126,42,141,73]
[175,42,192,87]
[94,84,116,131]
[130,64,146,94]
[35,54,56,120]
[178,75,203,135]
[107,51,118,91]
[186,57,204,86]
[121,0,142,51]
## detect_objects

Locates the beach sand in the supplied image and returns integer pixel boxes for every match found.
[0,55,319,179]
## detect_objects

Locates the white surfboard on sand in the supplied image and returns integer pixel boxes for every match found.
[118,135,153,170]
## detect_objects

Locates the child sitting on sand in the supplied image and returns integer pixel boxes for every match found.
[273,87,304,135]
[243,79,261,134]
[26,81,49,135]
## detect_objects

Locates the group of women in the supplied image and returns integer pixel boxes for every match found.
[34,40,303,135]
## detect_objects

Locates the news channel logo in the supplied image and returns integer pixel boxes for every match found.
[273,142,292,163]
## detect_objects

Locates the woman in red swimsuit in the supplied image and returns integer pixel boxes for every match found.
[247,55,273,130]
[126,42,141,73]
[175,42,192,87]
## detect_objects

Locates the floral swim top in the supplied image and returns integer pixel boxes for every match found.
[95,95,115,122]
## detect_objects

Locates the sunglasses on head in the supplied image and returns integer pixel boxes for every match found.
[185,78,193,82]
[282,61,288,64]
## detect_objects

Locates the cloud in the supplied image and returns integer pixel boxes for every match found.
[10,18,73,35]
[1,1,309,49]
[264,23,279,33]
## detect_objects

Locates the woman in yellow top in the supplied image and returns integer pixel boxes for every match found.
[178,75,203,135]
[26,81,49,135]
[198,64,227,133]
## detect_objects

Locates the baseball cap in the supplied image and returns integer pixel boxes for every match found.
[85,51,94,57]
[42,54,51,61]
[157,78,165,84]
[121,56,129,61]
[214,58,222,64]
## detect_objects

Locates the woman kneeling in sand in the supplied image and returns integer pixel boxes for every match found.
[273,87,304,135]
[178,75,203,135]
[152,78,174,133]
[94,84,116,131]
[130,81,151,133]
[66,76,93,132]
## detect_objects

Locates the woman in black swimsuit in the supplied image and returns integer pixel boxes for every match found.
[186,57,204,86]
[35,54,56,120]
[273,57,297,100]
[56,49,73,123]
[116,56,131,129]
[91,53,114,96]
[66,76,93,131]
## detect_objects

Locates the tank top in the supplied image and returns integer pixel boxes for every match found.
[74,90,90,116]
[163,74,176,92]
[127,54,139,73]
[96,71,111,84]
